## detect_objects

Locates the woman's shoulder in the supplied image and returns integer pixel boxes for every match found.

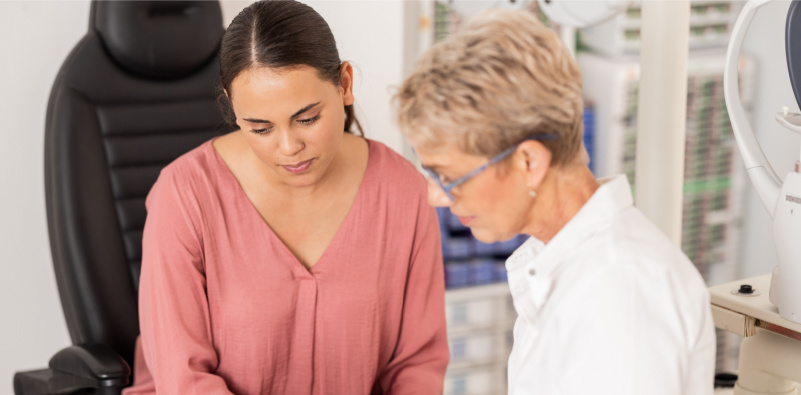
[572,211,708,303]
[156,139,221,186]
[361,138,434,231]
[148,138,223,205]
[365,138,426,190]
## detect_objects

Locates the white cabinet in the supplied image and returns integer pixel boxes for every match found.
[444,283,516,395]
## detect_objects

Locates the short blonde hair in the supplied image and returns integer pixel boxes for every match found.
[395,9,584,166]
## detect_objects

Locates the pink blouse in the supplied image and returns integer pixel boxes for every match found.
[123,139,449,395]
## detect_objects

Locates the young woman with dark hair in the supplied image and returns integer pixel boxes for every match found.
[123,2,448,394]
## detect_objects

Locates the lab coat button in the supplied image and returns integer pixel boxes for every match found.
[528,268,536,276]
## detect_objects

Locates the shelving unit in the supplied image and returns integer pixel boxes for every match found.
[443,283,515,395]
[437,208,520,395]
[579,50,756,373]
[580,1,743,56]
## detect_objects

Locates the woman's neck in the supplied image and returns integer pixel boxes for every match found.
[522,163,600,244]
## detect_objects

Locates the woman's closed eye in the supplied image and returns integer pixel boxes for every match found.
[423,165,455,185]
[251,126,273,135]
[297,114,321,126]
[249,114,318,134]
[435,172,453,185]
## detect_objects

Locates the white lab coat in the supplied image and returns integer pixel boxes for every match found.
[506,175,715,395]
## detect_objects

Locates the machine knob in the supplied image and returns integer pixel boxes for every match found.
[739,284,754,294]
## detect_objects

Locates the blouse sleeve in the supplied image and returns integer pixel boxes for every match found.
[138,168,235,394]
[379,188,450,394]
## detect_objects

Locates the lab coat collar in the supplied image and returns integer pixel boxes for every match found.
[507,174,634,279]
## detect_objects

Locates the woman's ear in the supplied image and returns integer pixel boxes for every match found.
[340,61,355,106]
[516,140,552,189]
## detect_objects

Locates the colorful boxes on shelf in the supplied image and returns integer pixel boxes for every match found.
[437,207,528,289]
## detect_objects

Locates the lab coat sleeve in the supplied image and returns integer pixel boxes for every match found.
[554,262,713,395]
[379,195,449,395]
[137,167,236,394]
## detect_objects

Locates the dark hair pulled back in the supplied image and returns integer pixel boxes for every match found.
[218,0,362,135]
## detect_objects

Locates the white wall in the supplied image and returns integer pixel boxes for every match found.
[739,0,800,278]
[0,1,89,391]
[1,1,407,392]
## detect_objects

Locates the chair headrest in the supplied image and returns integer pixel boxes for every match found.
[92,1,223,80]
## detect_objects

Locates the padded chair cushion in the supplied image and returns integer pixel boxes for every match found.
[94,1,223,79]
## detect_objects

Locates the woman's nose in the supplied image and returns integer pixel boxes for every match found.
[427,178,453,207]
[277,130,304,157]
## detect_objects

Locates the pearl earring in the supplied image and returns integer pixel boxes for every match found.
[526,183,536,198]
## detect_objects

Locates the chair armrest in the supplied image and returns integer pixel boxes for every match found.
[14,344,130,395]
[49,343,131,388]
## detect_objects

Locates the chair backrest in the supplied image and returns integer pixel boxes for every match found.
[45,0,226,367]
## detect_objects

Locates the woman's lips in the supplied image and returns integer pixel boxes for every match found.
[457,216,474,226]
[281,158,314,174]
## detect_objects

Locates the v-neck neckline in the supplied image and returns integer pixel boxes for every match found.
[207,137,375,276]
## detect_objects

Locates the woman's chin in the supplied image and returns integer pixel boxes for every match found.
[471,227,518,245]
[278,172,320,188]
[470,228,501,244]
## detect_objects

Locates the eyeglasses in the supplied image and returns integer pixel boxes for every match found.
[420,133,560,201]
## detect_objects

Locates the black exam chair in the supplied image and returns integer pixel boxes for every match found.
[14,1,226,394]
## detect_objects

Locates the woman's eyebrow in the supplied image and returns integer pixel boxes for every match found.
[242,117,271,124]
[290,102,321,118]
[242,102,321,124]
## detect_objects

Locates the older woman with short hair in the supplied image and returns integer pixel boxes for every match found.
[396,9,715,395]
